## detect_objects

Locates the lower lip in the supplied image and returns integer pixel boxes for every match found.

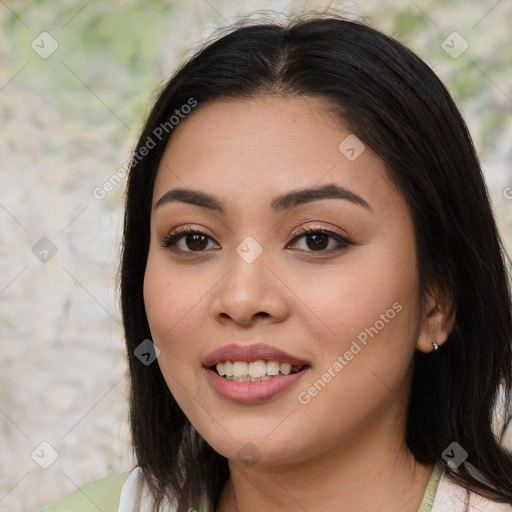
[204,367,310,403]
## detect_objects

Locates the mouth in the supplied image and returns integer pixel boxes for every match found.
[202,344,311,402]
[208,360,310,382]
[204,360,311,403]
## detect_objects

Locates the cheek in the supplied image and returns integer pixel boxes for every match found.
[144,249,199,331]
[143,254,170,335]
[143,252,199,357]
[292,271,420,447]
[143,252,206,409]
[295,243,422,431]
[299,241,419,355]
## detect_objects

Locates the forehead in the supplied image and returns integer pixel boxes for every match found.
[152,95,398,214]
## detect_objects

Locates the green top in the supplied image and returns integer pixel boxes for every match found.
[39,471,130,511]
[39,462,444,512]
[417,462,444,511]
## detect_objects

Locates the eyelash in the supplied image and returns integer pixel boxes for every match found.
[159,225,352,254]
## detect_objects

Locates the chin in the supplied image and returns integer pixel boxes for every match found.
[198,425,308,467]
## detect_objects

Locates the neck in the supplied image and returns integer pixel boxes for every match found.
[215,420,434,512]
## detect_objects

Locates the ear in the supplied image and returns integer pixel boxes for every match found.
[416,282,456,353]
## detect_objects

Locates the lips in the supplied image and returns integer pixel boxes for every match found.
[202,343,311,368]
[202,343,311,403]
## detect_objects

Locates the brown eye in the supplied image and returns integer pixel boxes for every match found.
[160,227,219,252]
[288,227,351,252]
[183,233,209,251]
[304,232,329,251]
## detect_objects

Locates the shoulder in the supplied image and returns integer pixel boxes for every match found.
[38,471,131,512]
[433,468,512,512]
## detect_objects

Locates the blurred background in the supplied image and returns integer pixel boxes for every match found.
[1,0,511,510]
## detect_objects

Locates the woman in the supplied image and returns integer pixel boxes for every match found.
[40,11,512,512]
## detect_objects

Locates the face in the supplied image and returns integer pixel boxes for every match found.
[143,95,426,467]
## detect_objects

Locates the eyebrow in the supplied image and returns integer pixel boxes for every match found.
[155,183,372,214]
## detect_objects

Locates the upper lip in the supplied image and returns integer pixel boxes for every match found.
[203,343,310,368]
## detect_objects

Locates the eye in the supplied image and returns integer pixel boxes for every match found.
[159,226,219,252]
[288,226,352,252]
[159,225,352,254]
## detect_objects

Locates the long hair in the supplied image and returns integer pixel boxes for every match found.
[119,11,512,511]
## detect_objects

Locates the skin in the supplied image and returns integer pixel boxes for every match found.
[143,95,454,512]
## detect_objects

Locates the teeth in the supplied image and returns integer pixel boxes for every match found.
[249,360,267,378]
[233,361,249,377]
[266,360,280,375]
[226,375,272,382]
[280,363,292,375]
[214,360,303,379]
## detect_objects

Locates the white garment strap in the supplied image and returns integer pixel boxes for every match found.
[117,467,175,512]
[433,470,512,512]
[117,467,145,512]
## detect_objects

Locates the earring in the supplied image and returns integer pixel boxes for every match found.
[432,339,439,351]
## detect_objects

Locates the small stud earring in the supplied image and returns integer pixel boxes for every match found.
[432,339,439,351]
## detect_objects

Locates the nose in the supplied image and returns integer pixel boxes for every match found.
[212,241,289,328]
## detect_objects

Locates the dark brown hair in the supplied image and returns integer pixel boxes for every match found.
[119,11,512,511]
